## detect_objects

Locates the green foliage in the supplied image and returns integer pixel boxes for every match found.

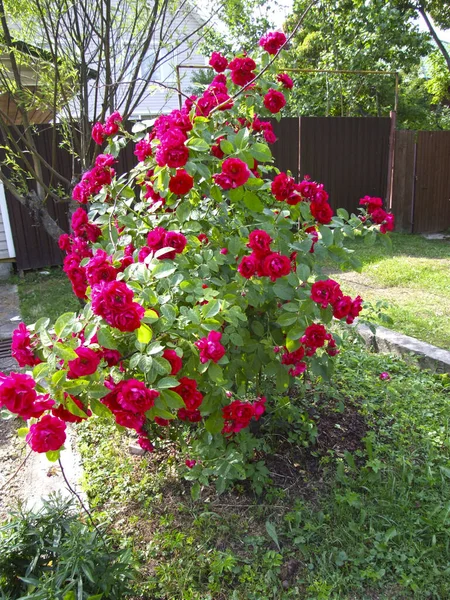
[281,0,450,129]
[0,495,136,599]
[76,343,450,598]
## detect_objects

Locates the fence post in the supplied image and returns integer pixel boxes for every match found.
[386,110,397,210]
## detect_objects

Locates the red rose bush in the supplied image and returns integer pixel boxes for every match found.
[1,32,394,493]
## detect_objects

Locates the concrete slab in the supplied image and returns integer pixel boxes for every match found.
[358,323,450,373]
[0,284,20,340]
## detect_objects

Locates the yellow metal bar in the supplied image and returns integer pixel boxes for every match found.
[175,65,400,114]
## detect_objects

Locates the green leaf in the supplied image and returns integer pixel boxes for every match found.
[161,304,177,322]
[136,323,153,344]
[251,142,272,162]
[147,342,165,355]
[90,398,112,418]
[234,126,249,149]
[88,384,110,399]
[152,262,177,279]
[220,139,234,154]
[143,309,159,324]
[273,280,294,300]
[266,521,281,550]
[153,356,171,375]
[205,412,224,434]
[202,299,221,319]
[54,312,76,338]
[319,225,333,247]
[46,449,61,462]
[277,313,298,327]
[33,362,50,380]
[97,326,118,350]
[176,202,191,223]
[35,317,50,332]
[337,208,349,220]
[243,191,264,212]
[251,320,265,336]
[186,137,210,152]
[286,324,304,340]
[191,481,201,500]
[229,187,244,202]
[65,396,88,418]
[17,427,29,438]
[210,185,223,203]
[276,366,290,391]
[230,332,244,346]
[296,263,311,282]
[157,376,180,389]
[54,342,78,361]
[160,389,184,409]
[208,362,223,382]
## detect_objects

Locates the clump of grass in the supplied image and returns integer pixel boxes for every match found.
[336,233,450,347]
[13,267,80,324]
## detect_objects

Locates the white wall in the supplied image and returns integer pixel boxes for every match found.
[0,181,16,260]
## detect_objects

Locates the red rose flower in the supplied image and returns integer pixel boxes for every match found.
[301,324,330,350]
[104,111,122,136]
[117,379,159,413]
[259,31,286,55]
[209,51,228,73]
[195,330,226,363]
[310,201,333,224]
[277,73,293,89]
[215,157,250,189]
[263,89,286,114]
[310,279,342,308]
[261,252,291,281]
[248,230,272,257]
[134,138,153,162]
[163,349,183,375]
[0,372,37,416]
[271,172,296,201]
[228,56,256,86]
[92,122,105,145]
[173,377,203,411]
[67,347,101,379]
[169,169,194,196]
[147,227,167,251]
[332,295,352,320]
[26,415,66,453]
[238,253,259,279]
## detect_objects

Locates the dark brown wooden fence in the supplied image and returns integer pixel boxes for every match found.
[392,130,450,233]
[1,125,139,271]
[2,118,449,271]
[298,117,391,214]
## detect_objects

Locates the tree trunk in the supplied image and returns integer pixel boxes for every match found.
[419,5,450,72]
[24,190,65,241]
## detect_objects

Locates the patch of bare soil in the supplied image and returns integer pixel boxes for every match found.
[0,419,85,522]
[0,418,28,521]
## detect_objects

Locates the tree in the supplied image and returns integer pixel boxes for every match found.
[0,0,217,240]
[281,0,435,125]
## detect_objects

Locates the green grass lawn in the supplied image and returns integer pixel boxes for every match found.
[77,344,450,600]
[333,233,450,349]
[13,267,80,324]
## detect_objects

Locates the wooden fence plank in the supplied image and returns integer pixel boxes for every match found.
[298,116,391,215]
[391,130,416,233]
[413,131,450,234]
